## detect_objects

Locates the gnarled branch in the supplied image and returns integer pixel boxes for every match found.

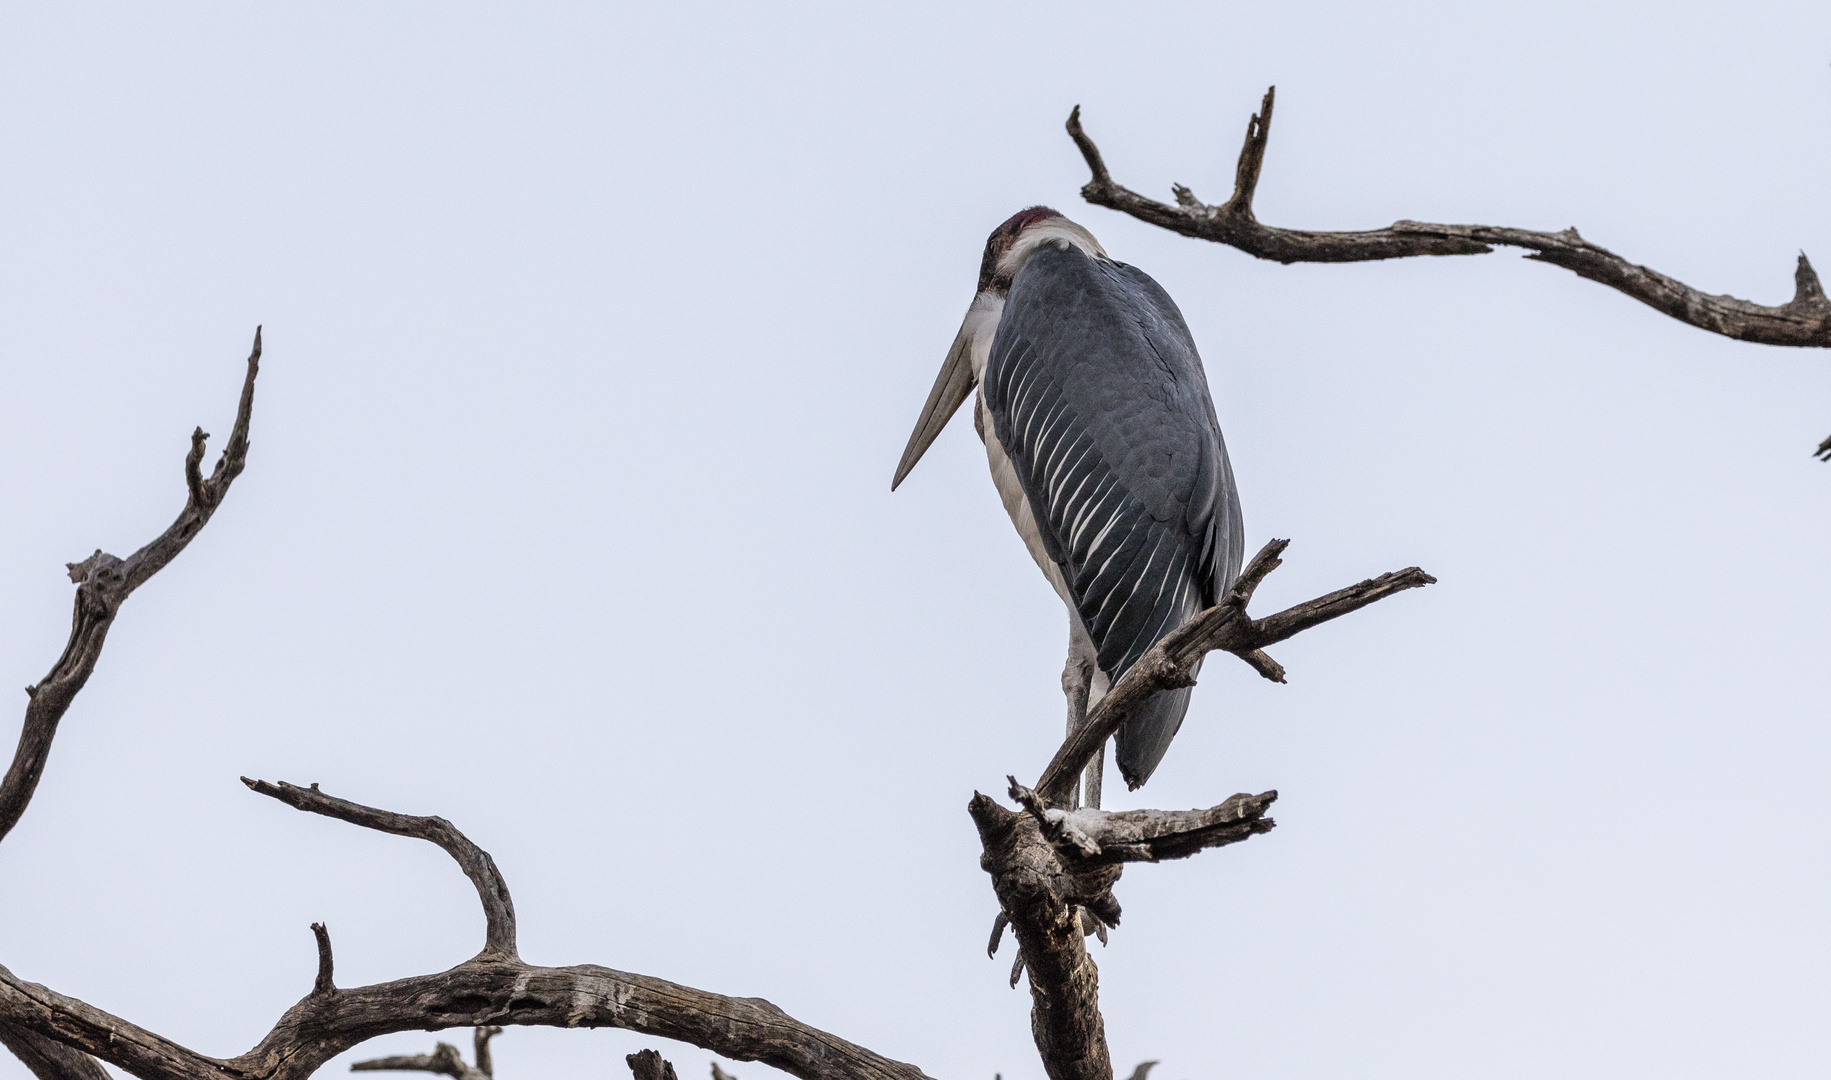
[0,781,934,1080]
[0,329,263,846]
[1067,90,1831,349]
[973,786,1277,1080]
[1072,89,1831,455]
[243,779,518,961]
[980,538,1428,1080]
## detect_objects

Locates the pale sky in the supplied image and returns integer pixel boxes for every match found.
[2,4,1829,1080]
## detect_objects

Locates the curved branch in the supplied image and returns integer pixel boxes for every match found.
[1066,92,1831,349]
[0,781,933,1080]
[243,779,518,960]
[0,329,263,845]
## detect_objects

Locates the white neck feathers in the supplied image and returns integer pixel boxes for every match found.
[996,218,1107,281]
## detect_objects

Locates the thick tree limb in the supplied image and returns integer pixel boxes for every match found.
[0,781,934,1080]
[1037,539,1432,805]
[0,329,262,846]
[971,785,1276,1080]
[0,1021,112,1080]
[971,795,1110,1080]
[1067,89,1831,351]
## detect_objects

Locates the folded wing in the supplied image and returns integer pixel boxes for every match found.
[982,242,1245,787]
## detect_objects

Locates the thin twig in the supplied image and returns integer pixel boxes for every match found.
[471,1028,501,1079]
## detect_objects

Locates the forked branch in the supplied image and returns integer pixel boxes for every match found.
[977,538,1428,1080]
[1067,89,1831,352]
[1037,539,1432,804]
[971,787,1277,1080]
[0,329,263,845]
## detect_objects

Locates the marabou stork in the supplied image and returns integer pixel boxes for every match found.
[893,207,1245,808]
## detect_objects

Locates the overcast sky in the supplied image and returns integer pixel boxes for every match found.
[2,4,1829,1080]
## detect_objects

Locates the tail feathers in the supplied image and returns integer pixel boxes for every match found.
[1113,684,1193,790]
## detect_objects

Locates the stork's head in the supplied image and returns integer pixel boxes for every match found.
[892,208,1108,490]
[975,206,1107,293]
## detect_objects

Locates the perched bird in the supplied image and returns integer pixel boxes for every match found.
[893,207,1244,807]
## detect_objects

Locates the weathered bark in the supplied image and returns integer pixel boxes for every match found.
[626,1050,680,1080]
[972,786,1277,1080]
[972,794,1111,1080]
[1067,88,1831,350]
[0,329,262,845]
[0,1021,112,1080]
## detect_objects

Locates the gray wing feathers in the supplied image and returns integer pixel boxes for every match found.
[984,243,1244,788]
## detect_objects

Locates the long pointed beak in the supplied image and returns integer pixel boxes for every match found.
[892,330,976,491]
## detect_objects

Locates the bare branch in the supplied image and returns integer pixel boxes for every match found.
[0,329,263,845]
[352,1028,500,1080]
[310,924,336,998]
[710,1065,739,1080]
[982,540,1398,1080]
[970,787,1276,1080]
[471,1028,500,1079]
[627,1050,679,1080]
[0,780,935,1080]
[242,779,519,960]
[1037,539,1432,804]
[970,795,1112,1080]
[1068,792,1277,864]
[351,1043,479,1080]
[1122,1063,1157,1080]
[1068,94,1831,351]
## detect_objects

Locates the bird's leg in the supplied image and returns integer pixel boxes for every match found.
[1082,738,1104,810]
[1061,647,1094,810]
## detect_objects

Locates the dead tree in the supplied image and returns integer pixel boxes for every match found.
[0,327,1431,1080]
[1064,87,1831,457]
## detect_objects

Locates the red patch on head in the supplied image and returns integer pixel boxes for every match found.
[978,206,1064,290]
[998,206,1062,235]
